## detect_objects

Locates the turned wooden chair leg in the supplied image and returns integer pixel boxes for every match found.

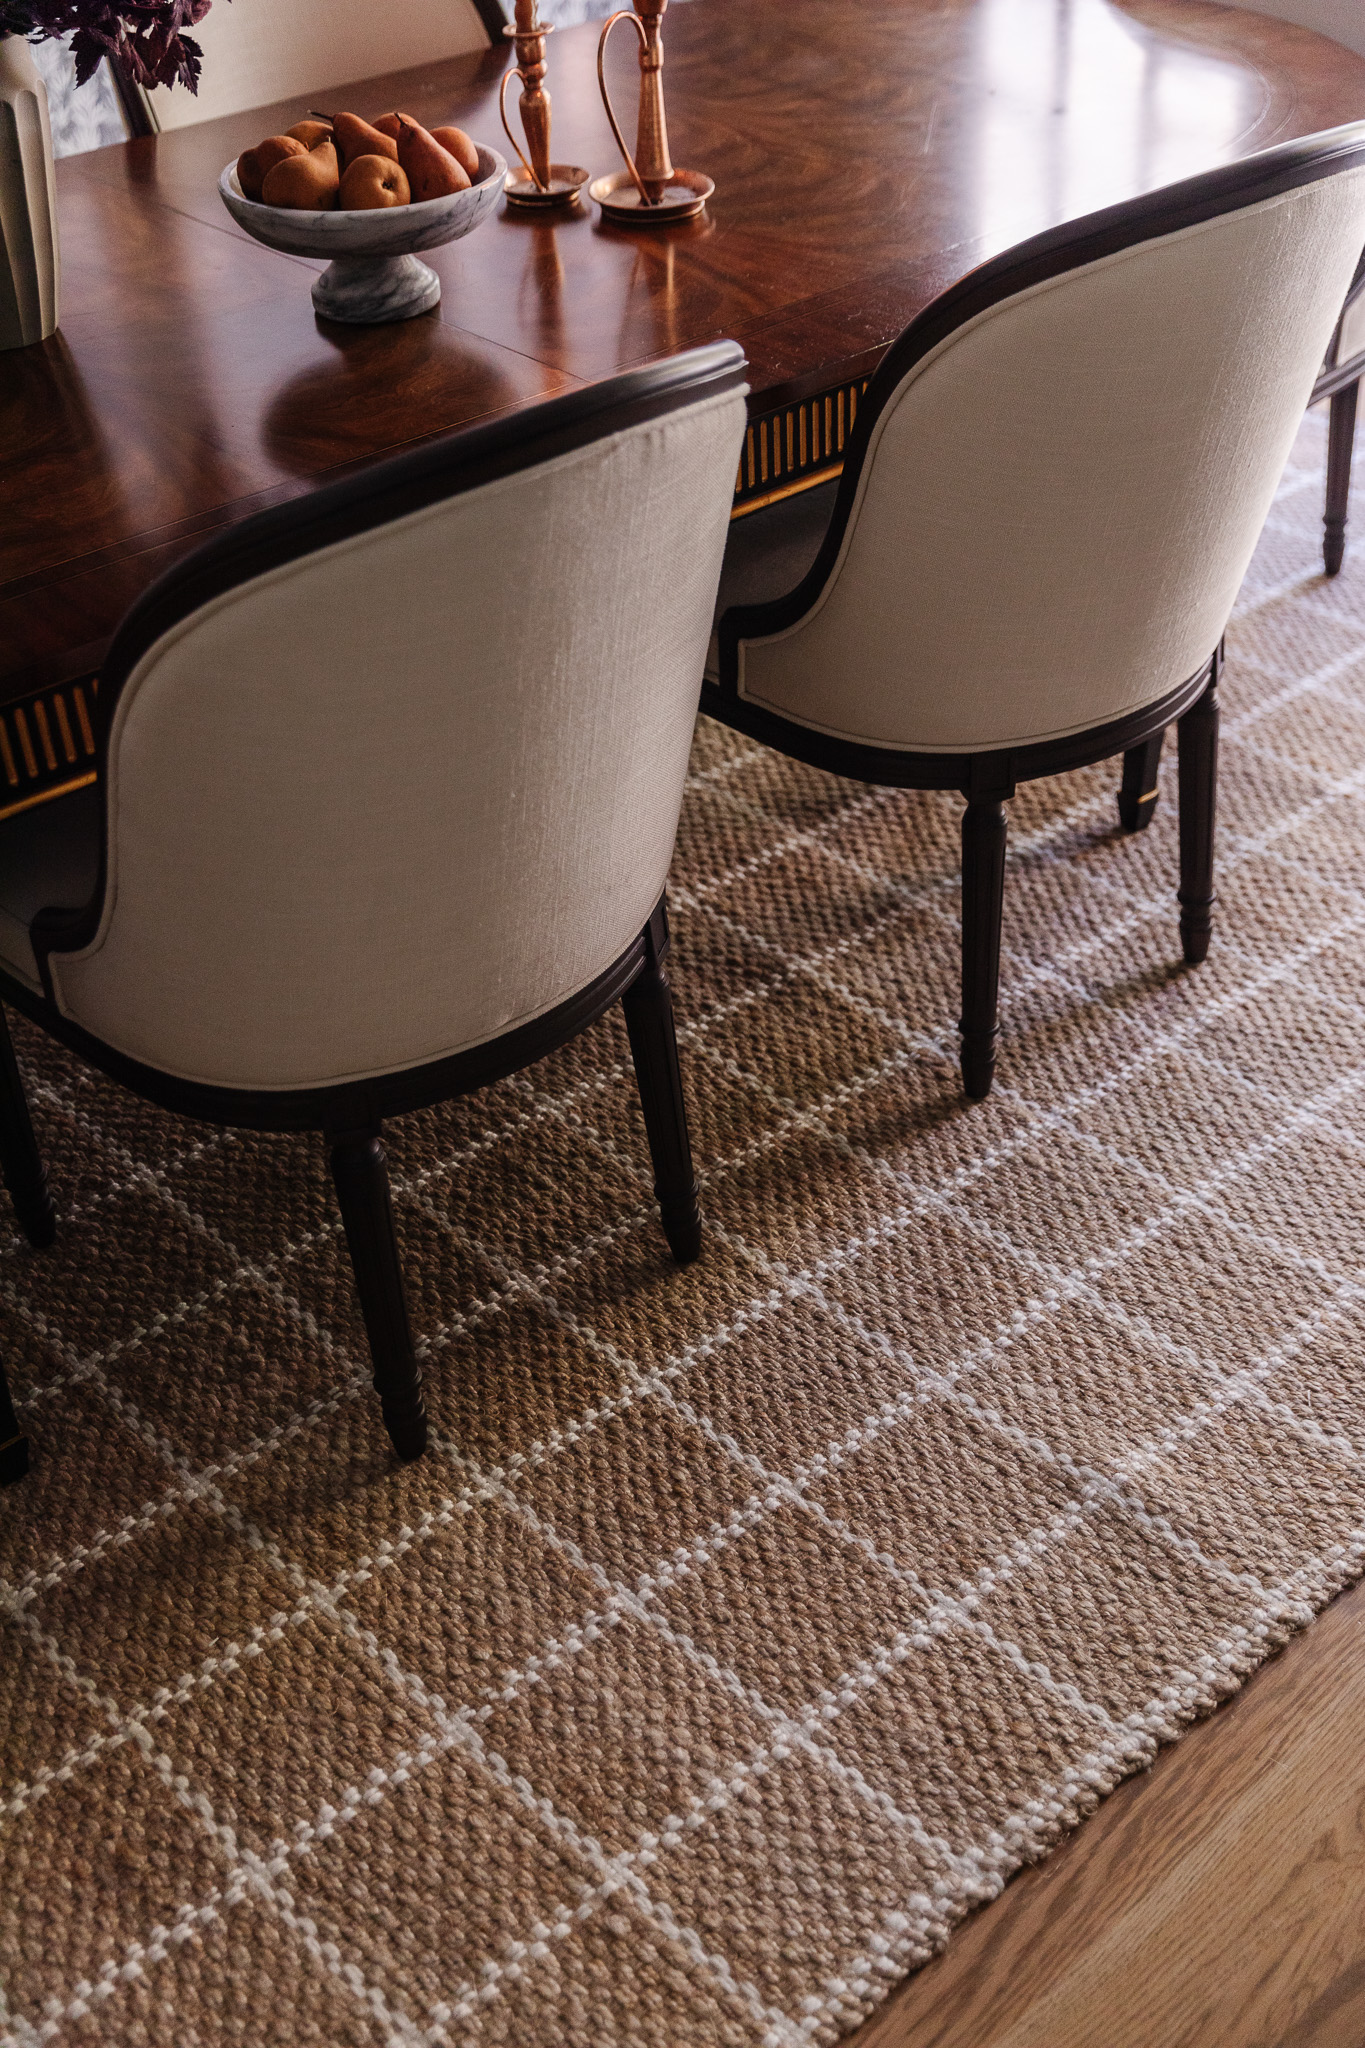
[0,1356,28,1485]
[1117,729,1165,832]
[622,900,702,1264]
[0,1005,55,1249]
[959,782,1011,1100]
[1325,379,1359,577]
[1177,665,1220,966]
[328,1125,427,1460]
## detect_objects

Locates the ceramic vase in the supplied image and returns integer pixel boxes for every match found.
[0,33,60,349]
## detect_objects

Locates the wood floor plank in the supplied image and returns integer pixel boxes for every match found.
[849,1579,1365,2048]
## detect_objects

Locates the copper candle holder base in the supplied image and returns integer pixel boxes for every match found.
[504,163,591,208]
[594,1,713,227]
[589,166,713,223]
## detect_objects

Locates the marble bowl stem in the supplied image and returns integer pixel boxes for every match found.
[313,250,442,323]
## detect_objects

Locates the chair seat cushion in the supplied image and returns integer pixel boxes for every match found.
[706,480,838,680]
[0,784,101,992]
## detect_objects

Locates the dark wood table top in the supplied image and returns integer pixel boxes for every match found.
[5,0,1365,704]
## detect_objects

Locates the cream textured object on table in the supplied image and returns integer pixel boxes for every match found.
[4,407,1365,2046]
[218,146,506,322]
[0,34,59,348]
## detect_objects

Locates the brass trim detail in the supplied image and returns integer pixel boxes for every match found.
[13,709,38,781]
[33,700,57,772]
[73,686,95,756]
[731,378,868,519]
[730,467,844,520]
[0,771,97,825]
[0,675,100,820]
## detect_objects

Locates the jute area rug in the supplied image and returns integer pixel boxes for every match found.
[5,409,1365,2048]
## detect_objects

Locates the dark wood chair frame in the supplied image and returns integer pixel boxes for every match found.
[0,341,747,1467]
[106,0,510,138]
[1316,251,1365,579]
[703,127,1365,1101]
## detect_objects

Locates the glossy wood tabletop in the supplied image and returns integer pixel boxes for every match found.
[5,0,1365,703]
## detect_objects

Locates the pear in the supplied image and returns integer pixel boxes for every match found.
[396,116,471,201]
[237,133,304,202]
[372,112,403,142]
[338,153,411,210]
[332,110,400,170]
[431,126,481,178]
[286,118,332,148]
[262,137,340,209]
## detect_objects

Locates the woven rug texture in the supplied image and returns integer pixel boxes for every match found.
[4,410,1365,2047]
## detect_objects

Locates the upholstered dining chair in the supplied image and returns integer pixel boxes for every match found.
[0,343,747,1463]
[703,127,1365,1102]
[109,0,508,134]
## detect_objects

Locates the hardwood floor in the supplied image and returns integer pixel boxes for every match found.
[849,1577,1365,2048]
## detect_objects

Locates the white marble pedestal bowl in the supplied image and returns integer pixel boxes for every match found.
[219,145,506,323]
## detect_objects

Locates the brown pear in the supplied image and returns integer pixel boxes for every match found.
[372,112,403,142]
[262,138,339,209]
[236,133,304,202]
[338,153,411,210]
[431,126,481,178]
[332,110,400,170]
[286,118,332,148]
[396,116,470,201]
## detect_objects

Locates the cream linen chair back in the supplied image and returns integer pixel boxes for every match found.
[39,347,747,1091]
[1217,10,1365,576]
[1217,0,1365,58]
[723,130,1365,755]
[142,0,505,130]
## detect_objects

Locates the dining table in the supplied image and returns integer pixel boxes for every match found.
[4,0,1365,824]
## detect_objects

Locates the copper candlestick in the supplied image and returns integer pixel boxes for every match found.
[592,0,713,224]
[500,1,589,209]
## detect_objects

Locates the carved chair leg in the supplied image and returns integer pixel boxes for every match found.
[1117,730,1165,833]
[328,1125,427,1460]
[1177,665,1220,967]
[0,1005,55,1249]
[1325,379,1359,577]
[0,1355,28,1485]
[622,901,702,1264]
[959,786,1011,1100]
